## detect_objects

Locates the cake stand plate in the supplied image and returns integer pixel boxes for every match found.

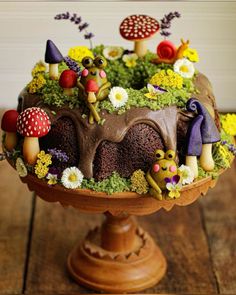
[18,170,220,293]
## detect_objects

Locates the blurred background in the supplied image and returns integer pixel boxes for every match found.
[0,1,236,111]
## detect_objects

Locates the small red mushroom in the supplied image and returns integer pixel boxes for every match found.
[17,107,51,165]
[85,80,99,103]
[1,110,19,151]
[120,15,159,57]
[59,70,78,96]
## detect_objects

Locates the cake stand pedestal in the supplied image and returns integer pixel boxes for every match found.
[19,173,219,293]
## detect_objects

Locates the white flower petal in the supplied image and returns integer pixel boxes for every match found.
[16,157,28,177]
[103,46,123,61]
[61,167,84,189]
[108,87,128,108]
[174,58,195,79]
[178,164,194,185]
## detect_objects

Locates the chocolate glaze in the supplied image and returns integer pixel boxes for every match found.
[17,73,219,179]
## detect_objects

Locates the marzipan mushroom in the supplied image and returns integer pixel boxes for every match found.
[186,98,220,172]
[185,115,204,178]
[59,70,78,96]
[17,107,51,165]
[1,110,19,151]
[120,15,159,57]
[45,40,63,80]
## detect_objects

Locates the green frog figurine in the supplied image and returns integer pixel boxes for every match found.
[77,56,111,124]
[146,149,178,200]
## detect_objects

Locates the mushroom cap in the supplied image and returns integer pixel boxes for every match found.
[85,79,99,93]
[1,110,19,132]
[186,98,220,144]
[59,70,78,89]
[45,40,63,64]
[119,15,159,41]
[186,115,204,156]
[17,107,51,138]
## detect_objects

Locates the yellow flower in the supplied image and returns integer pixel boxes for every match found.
[131,169,149,194]
[31,61,46,77]
[68,46,94,62]
[28,74,46,94]
[34,151,52,179]
[122,53,138,68]
[46,173,58,185]
[221,114,236,136]
[35,163,49,179]
[37,151,52,165]
[183,48,199,63]
[150,69,183,89]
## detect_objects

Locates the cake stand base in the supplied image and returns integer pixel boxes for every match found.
[67,213,166,293]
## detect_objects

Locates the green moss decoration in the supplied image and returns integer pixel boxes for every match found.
[41,75,81,109]
[130,169,149,194]
[100,85,192,114]
[81,172,131,194]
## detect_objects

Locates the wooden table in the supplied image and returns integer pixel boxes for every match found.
[0,109,235,294]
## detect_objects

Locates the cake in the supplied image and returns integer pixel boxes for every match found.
[1,12,235,198]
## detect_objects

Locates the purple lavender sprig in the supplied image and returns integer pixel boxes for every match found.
[160,11,181,38]
[63,56,82,76]
[48,148,69,162]
[54,12,94,49]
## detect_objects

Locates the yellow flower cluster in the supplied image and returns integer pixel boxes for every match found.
[68,46,94,62]
[149,69,183,89]
[34,151,52,179]
[31,61,46,77]
[221,113,236,136]
[130,169,149,194]
[183,48,199,63]
[28,74,46,94]
[218,144,234,166]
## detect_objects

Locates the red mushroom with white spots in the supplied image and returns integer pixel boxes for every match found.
[119,15,159,57]
[1,109,19,151]
[17,107,51,165]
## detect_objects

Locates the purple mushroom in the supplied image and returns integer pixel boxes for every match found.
[185,115,204,178]
[45,40,63,80]
[186,98,220,172]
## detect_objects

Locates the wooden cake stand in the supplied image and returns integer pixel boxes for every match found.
[19,172,219,293]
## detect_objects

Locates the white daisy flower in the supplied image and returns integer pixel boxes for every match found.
[174,58,195,78]
[16,157,28,177]
[103,46,123,61]
[61,167,84,189]
[108,87,128,108]
[178,164,194,185]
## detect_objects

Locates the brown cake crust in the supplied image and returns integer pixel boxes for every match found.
[17,73,220,180]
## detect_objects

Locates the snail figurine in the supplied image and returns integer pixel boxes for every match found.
[77,55,111,124]
[152,38,189,64]
[146,149,178,200]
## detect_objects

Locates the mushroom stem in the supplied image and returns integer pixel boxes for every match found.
[4,132,17,151]
[49,63,59,80]
[63,88,73,96]
[186,155,199,179]
[23,137,40,165]
[199,143,215,171]
[87,92,97,103]
[134,40,147,57]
